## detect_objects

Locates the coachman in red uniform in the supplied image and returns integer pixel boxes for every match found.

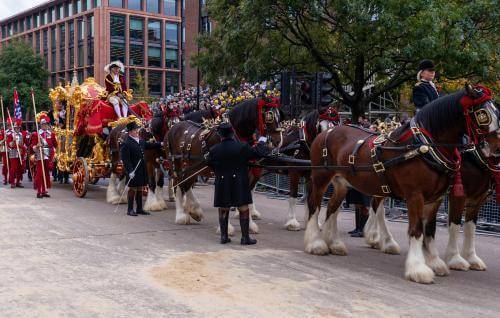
[31,114,57,198]
[6,119,28,188]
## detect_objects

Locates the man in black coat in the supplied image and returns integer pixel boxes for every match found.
[412,59,439,111]
[120,121,161,216]
[207,122,270,245]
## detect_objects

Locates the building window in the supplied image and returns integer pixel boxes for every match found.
[28,33,33,47]
[164,0,176,16]
[166,72,178,95]
[165,49,178,68]
[35,32,40,54]
[78,70,84,83]
[78,19,85,41]
[69,21,74,44]
[110,42,125,63]
[94,0,101,7]
[129,18,144,41]
[68,2,73,17]
[87,66,94,78]
[69,47,74,68]
[146,0,160,14]
[60,24,66,70]
[110,14,125,38]
[26,17,31,30]
[51,27,57,50]
[20,19,25,33]
[51,51,57,72]
[58,4,64,19]
[148,47,161,67]
[109,0,124,8]
[165,23,178,45]
[88,14,94,38]
[78,46,84,67]
[129,69,144,92]
[40,11,46,26]
[35,15,40,28]
[201,16,211,34]
[76,0,82,14]
[129,44,144,66]
[128,0,142,10]
[148,20,161,43]
[51,7,56,23]
[148,70,162,96]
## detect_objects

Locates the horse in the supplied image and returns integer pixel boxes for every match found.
[183,107,219,123]
[304,84,499,283]
[165,98,283,232]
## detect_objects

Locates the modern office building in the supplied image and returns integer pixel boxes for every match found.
[0,0,184,97]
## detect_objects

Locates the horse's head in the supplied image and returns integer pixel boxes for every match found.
[462,84,499,158]
[258,97,283,146]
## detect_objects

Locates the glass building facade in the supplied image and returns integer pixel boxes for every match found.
[0,0,181,97]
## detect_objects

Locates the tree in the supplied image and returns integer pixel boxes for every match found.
[131,71,154,104]
[0,40,51,117]
[194,0,499,121]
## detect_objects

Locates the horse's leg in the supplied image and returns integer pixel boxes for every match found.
[167,177,175,202]
[321,176,348,255]
[106,172,121,204]
[364,198,381,248]
[154,169,168,210]
[184,187,204,222]
[116,175,127,203]
[445,195,470,271]
[284,171,301,231]
[462,195,488,271]
[144,163,161,211]
[374,199,401,254]
[249,191,262,220]
[304,173,331,255]
[405,193,435,284]
[422,200,450,277]
[174,185,190,224]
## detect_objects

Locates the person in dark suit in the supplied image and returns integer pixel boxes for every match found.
[120,121,161,216]
[207,122,270,245]
[412,59,439,111]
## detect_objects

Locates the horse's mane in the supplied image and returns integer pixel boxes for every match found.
[184,109,213,123]
[415,90,466,136]
[228,99,259,138]
[302,110,319,141]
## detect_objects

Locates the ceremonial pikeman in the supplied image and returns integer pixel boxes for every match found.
[104,61,130,118]
[6,119,28,188]
[31,114,57,198]
[207,122,270,245]
[0,126,9,185]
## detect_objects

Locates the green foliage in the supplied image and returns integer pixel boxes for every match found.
[0,40,51,116]
[194,0,499,119]
[131,71,154,104]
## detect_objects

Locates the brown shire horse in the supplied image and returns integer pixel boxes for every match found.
[165,98,283,227]
[305,85,499,283]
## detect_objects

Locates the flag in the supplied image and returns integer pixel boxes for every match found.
[13,89,21,120]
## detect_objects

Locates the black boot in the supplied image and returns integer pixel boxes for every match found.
[127,190,138,216]
[348,208,360,235]
[240,209,257,245]
[136,190,150,215]
[219,208,231,244]
[351,207,368,238]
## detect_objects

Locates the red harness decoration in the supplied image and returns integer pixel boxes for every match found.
[257,97,280,136]
[460,85,493,144]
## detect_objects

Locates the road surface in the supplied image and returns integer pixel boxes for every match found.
[0,179,499,317]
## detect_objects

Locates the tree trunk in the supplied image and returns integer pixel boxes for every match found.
[350,102,365,125]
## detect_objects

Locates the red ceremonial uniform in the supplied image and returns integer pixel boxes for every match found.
[31,128,57,196]
[6,127,28,187]
[0,128,9,184]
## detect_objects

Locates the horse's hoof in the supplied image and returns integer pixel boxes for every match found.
[365,231,380,249]
[466,255,487,271]
[405,262,435,284]
[329,241,348,256]
[251,209,262,220]
[427,257,450,277]
[228,223,235,237]
[381,237,401,255]
[446,254,470,271]
[284,218,301,231]
[175,213,191,225]
[188,207,204,222]
[305,239,329,255]
[249,220,259,234]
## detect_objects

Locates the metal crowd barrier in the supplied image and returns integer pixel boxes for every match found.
[256,173,500,235]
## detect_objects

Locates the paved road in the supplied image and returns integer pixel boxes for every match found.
[1,179,499,318]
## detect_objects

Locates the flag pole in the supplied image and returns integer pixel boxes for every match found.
[31,89,48,192]
[0,96,10,182]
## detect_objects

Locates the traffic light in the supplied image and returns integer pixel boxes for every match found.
[317,72,334,107]
[300,79,314,105]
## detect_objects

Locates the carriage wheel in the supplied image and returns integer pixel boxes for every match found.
[72,157,89,198]
[89,177,99,185]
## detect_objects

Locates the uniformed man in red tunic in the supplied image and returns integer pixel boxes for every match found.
[104,61,129,118]
[0,125,10,185]
[31,114,57,198]
[6,119,28,188]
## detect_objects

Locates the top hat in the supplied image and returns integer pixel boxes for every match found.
[126,121,141,132]
[216,122,234,138]
[418,59,435,71]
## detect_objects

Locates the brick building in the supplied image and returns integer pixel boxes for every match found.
[0,0,193,97]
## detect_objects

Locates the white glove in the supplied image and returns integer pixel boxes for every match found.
[129,172,135,179]
[258,136,268,143]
